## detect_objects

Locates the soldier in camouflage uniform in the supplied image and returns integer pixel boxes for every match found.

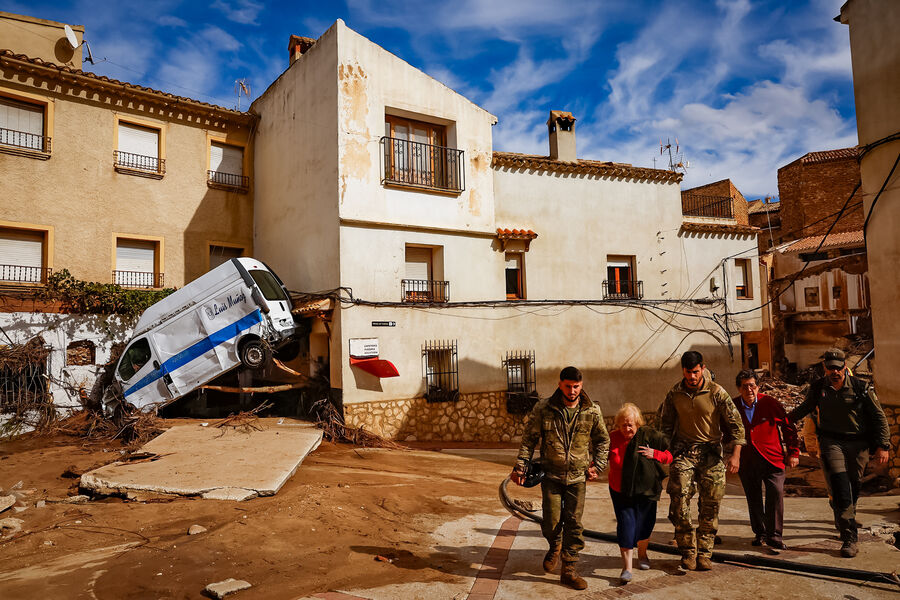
[657,351,745,571]
[512,366,610,590]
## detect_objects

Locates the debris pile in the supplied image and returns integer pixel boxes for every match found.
[0,336,55,436]
[311,397,406,449]
[757,375,807,412]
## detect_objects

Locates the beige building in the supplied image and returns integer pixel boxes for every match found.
[251,21,762,441]
[1,12,255,290]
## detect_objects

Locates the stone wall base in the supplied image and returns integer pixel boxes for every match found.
[884,406,900,479]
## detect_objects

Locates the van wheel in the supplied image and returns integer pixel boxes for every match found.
[240,340,269,369]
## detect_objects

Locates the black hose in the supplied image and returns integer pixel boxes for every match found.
[499,477,900,588]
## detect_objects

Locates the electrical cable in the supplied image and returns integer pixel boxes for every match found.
[862,150,900,236]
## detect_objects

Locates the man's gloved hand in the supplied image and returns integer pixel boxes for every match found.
[510,467,526,486]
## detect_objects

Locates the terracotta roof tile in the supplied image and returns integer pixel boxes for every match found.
[748,200,780,214]
[492,151,682,184]
[800,147,860,164]
[680,222,759,236]
[0,49,252,121]
[496,228,538,240]
[784,230,864,253]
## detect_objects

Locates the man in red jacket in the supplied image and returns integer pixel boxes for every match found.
[735,369,799,550]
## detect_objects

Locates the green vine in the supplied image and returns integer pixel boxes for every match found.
[37,269,176,317]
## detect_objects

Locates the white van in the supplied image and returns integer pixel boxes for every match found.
[113,258,297,412]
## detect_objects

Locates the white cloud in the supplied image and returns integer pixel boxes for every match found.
[158,15,187,28]
[210,0,263,26]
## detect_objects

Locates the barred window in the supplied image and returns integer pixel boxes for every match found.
[422,340,458,403]
[504,350,538,414]
[0,345,50,413]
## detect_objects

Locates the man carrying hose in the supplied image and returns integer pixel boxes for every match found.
[511,366,610,590]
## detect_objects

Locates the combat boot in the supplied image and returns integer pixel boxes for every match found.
[560,561,587,590]
[679,552,696,571]
[696,556,713,571]
[542,543,561,572]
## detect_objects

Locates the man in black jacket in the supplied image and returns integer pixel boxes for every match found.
[788,349,890,558]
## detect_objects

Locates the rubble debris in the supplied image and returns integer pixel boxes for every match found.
[512,498,535,512]
[188,524,208,535]
[0,336,55,436]
[0,516,24,537]
[311,398,406,449]
[204,578,251,598]
[64,494,90,504]
[374,555,394,564]
[35,500,45,509]
[201,488,258,502]
[213,405,270,434]
[0,495,15,513]
[61,465,83,478]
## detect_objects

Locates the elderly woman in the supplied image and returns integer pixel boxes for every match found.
[607,403,672,583]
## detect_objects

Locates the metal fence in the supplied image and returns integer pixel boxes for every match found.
[381,136,465,193]
[113,150,165,174]
[682,193,734,219]
[113,270,164,288]
[0,127,51,153]
[504,350,539,414]
[602,279,644,300]
[423,340,459,403]
[0,264,51,284]
[208,170,250,191]
[402,279,450,303]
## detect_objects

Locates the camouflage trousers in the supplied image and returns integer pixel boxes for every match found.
[667,443,726,558]
[540,479,586,562]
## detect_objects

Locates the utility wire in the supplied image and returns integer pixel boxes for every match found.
[862,150,900,235]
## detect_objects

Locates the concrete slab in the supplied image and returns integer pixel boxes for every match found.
[80,418,322,500]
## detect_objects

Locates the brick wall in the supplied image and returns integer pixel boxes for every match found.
[681,179,749,225]
[777,155,862,241]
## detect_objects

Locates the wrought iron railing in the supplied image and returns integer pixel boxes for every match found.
[504,350,539,414]
[423,340,459,403]
[113,270,164,288]
[0,264,51,284]
[208,170,250,191]
[603,279,644,300]
[0,127,51,153]
[114,151,165,174]
[402,279,450,303]
[381,136,465,193]
[682,193,734,219]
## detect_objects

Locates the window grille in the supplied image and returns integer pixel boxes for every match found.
[0,346,50,413]
[422,340,458,403]
[504,350,538,414]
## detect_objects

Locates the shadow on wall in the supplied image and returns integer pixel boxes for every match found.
[182,187,254,285]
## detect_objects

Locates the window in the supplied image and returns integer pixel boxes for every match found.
[115,120,164,176]
[0,96,49,153]
[833,286,842,300]
[114,237,163,288]
[209,244,243,270]
[504,350,538,414]
[0,226,49,283]
[1,342,49,412]
[605,256,642,299]
[799,252,828,262]
[249,269,289,303]
[118,338,152,381]
[804,287,820,307]
[403,245,448,302]
[382,115,464,193]
[505,253,525,300]
[735,258,752,299]
[423,340,458,403]
[208,141,248,191]
[66,340,96,366]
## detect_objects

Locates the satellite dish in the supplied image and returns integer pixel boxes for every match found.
[64,24,79,50]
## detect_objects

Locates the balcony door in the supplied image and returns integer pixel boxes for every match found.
[607,257,634,298]
[385,116,446,188]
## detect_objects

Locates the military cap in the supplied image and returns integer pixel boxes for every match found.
[823,348,846,369]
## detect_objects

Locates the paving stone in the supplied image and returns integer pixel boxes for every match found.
[204,578,251,598]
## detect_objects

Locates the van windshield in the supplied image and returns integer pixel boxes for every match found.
[118,338,152,381]
[250,270,289,303]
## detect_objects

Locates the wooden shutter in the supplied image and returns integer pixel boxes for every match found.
[116,240,155,272]
[210,142,243,176]
[0,97,44,149]
[405,247,432,280]
[118,123,159,158]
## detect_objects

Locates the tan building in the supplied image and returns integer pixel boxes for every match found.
[840,0,900,475]
[1,12,255,290]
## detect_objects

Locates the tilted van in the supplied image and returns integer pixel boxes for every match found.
[113,258,297,412]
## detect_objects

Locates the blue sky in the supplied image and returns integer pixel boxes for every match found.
[2,0,857,197]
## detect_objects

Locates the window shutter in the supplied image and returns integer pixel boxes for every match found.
[0,97,44,149]
[210,142,244,176]
[116,240,155,272]
[118,123,159,158]
[405,247,432,280]
[0,230,43,281]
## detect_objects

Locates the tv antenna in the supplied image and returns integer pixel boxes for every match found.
[234,79,251,111]
[64,24,100,65]
[659,137,690,174]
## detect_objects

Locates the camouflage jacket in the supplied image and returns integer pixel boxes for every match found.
[516,389,610,485]
[657,377,745,456]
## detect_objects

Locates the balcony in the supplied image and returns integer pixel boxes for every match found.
[113,270,165,288]
[0,264,51,284]
[114,151,165,178]
[603,280,643,300]
[208,170,250,193]
[0,127,51,158]
[381,136,465,194]
[402,279,450,303]
[682,193,734,219]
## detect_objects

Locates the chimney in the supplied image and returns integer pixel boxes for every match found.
[288,34,316,66]
[547,110,577,162]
